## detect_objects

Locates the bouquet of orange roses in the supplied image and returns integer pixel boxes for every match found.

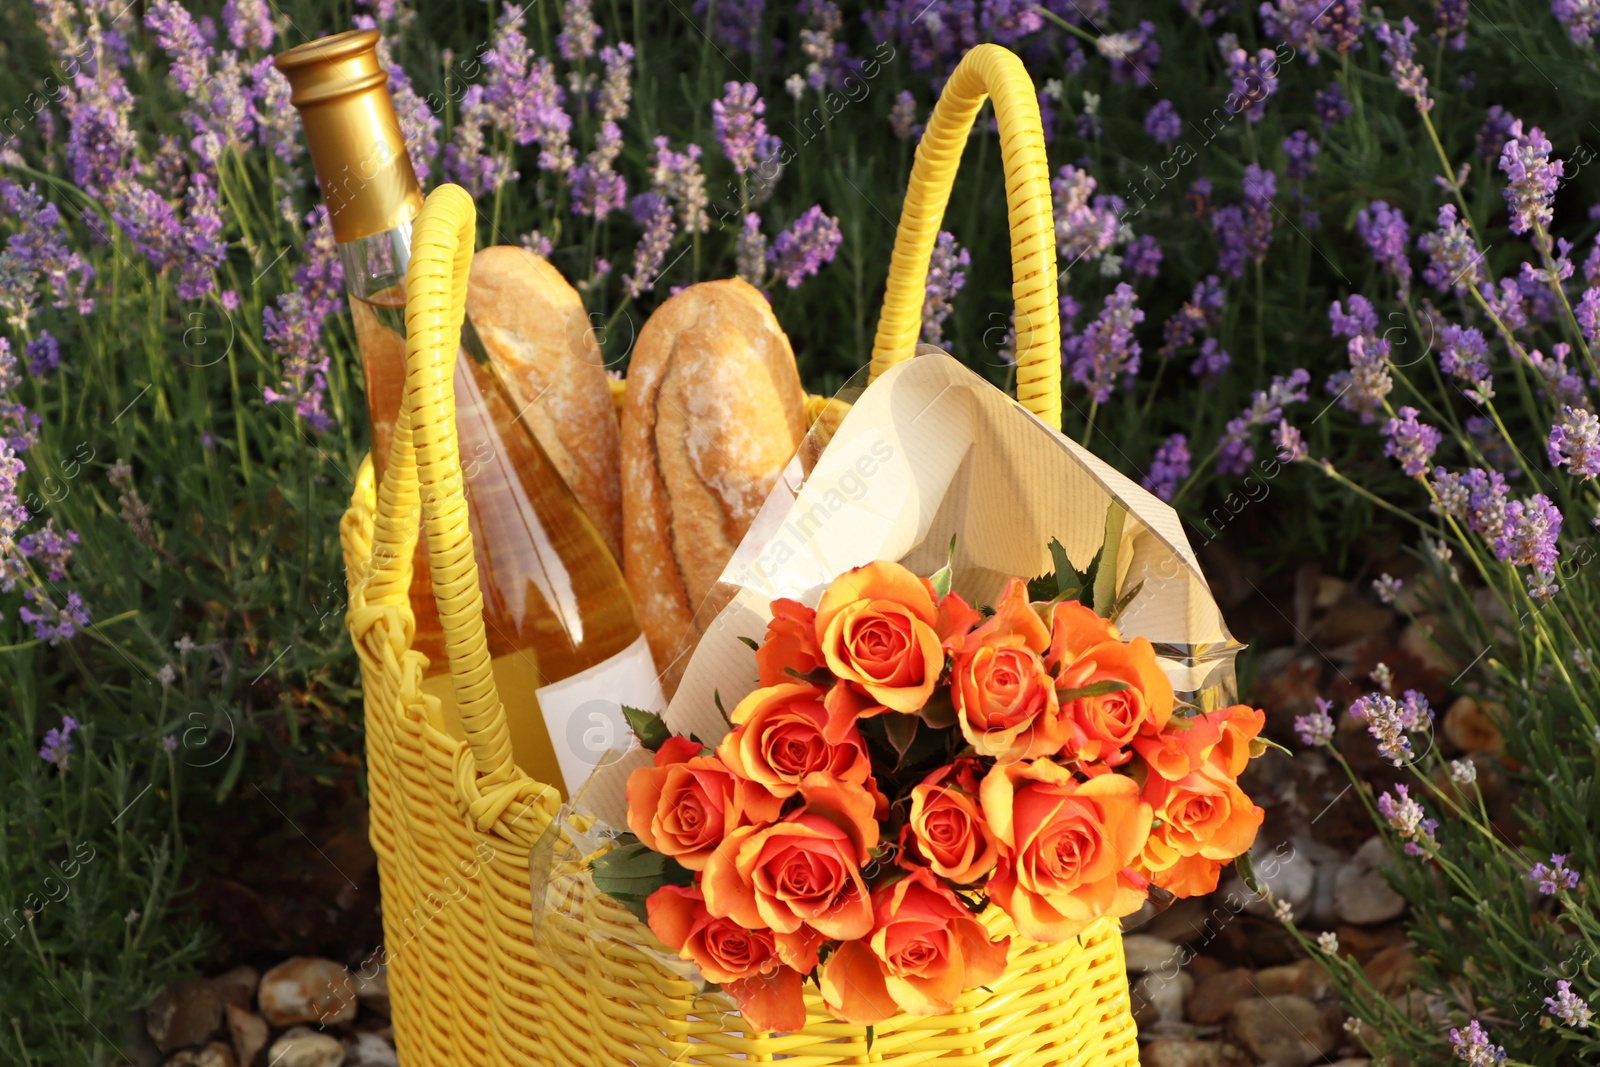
[602,536,1268,1034]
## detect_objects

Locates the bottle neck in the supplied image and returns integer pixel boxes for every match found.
[339,222,413,304]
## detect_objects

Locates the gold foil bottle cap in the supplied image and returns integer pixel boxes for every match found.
[274,30,423,244]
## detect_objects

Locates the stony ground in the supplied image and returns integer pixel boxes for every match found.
[134,535,1492,1067]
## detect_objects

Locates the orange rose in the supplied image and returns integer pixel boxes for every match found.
[952,638,1062,763]
[1205,704,1266,777]
[820,867,1010,1025]
[702,774,879,941]
[1057,637,1174,766]
[904,760,999,884]
[935,589,983,654]
[718,684,872,798]
[1131,714,1223,782]
[815,561,944,739]
[626,744,782,871]
[1140,759,1263,898]
[646,885,806,1034]
[755,599,824,687]
[1045,599,1120,671]
[979,760,1151,941]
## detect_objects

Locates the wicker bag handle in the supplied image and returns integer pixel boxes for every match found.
[869,43,1061,430]
[365,183,520,785]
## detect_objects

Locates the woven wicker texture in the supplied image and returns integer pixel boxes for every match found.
[340,44,1139,1067]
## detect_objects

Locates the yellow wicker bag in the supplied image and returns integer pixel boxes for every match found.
[339,43,1141,1067]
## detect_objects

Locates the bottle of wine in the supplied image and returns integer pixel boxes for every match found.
[275,30,663,796]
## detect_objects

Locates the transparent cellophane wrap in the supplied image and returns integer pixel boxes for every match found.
[530,348,1243,1056]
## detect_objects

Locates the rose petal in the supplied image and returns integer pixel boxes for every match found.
[820,939,899,1026]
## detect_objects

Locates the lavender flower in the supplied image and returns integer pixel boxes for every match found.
[714,82,780,175]
[597,43,634,125]
[1129,102,1179,152]
[922,231,969,345]
[1219,369,1312,474]
[557,0,601,61]
[1160,275,1224,357]
[767,206,841,288]
[1528,853,1580,894]
[651,138,709,235]
[1549,406,1600,478]
[1142,433,1190,501]
[1191,337,1230,382]
[889,90,920,141]
[14,521,77,586]
[1477,106,1518,161]
[1124,235,1162,278]
[1214,166,1276,279]
[24,332,59,377]
[1374,17,1432,113]
[1377,783,1438,855]
[1293,697,1335,746]
[1449,1020,1507,1065]
[1419,205,1483,294]
[981,0,1044,44]
[1065,283,1143,404]
[222,0,273,50]
[1052,166,1123,269]
[1545,981,1593,1027]
[250,57,300,166]
[695,0,769,56]
[1495,494,1562,574]
[1449,758,1477,784]
[571,121,628,220]
[1435,0,1468,49]
[1274,419,1306,462]
[735,213,767,287]
[1327,299,1393,423]
[1350,692,1415,764]
[19,588,91,646]
[1096,22,1160,87]
[1314,83,1352,128]
[1260,0,1322,55]
[1383,407,1443,477]
[622,193,676,299]
[38,715,78,769]
[1324,0,1366,53]
[473,10,572,175]
[800,0,857,91]
[1438,323,1494,401]
[1499,121,1563,235]
[1227,47,1279,123]
[0,180,95,325]
[1282,130,1319,184]
[1357,200,1412,289]
[1554,0,1600,45]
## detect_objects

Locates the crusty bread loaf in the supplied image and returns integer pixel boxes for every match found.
[465,246,623,561]
[622,279,807,694]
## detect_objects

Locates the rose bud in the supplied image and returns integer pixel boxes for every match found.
[626,744,782,871]
[647,885,807,1033]
[905,760,999,884]
[718,683,872,798]
[814,560,944,740]
[980,759,1152,941]
[755,599,825,687]
[702,773,879,941]
[820,867,1010,1026]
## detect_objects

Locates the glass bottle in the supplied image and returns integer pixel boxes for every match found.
[275,30,663,796]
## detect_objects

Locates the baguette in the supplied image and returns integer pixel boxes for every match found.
[621,279,807,694]
[465,245,624,561]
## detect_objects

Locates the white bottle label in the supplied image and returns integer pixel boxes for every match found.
[536,634,668,798]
